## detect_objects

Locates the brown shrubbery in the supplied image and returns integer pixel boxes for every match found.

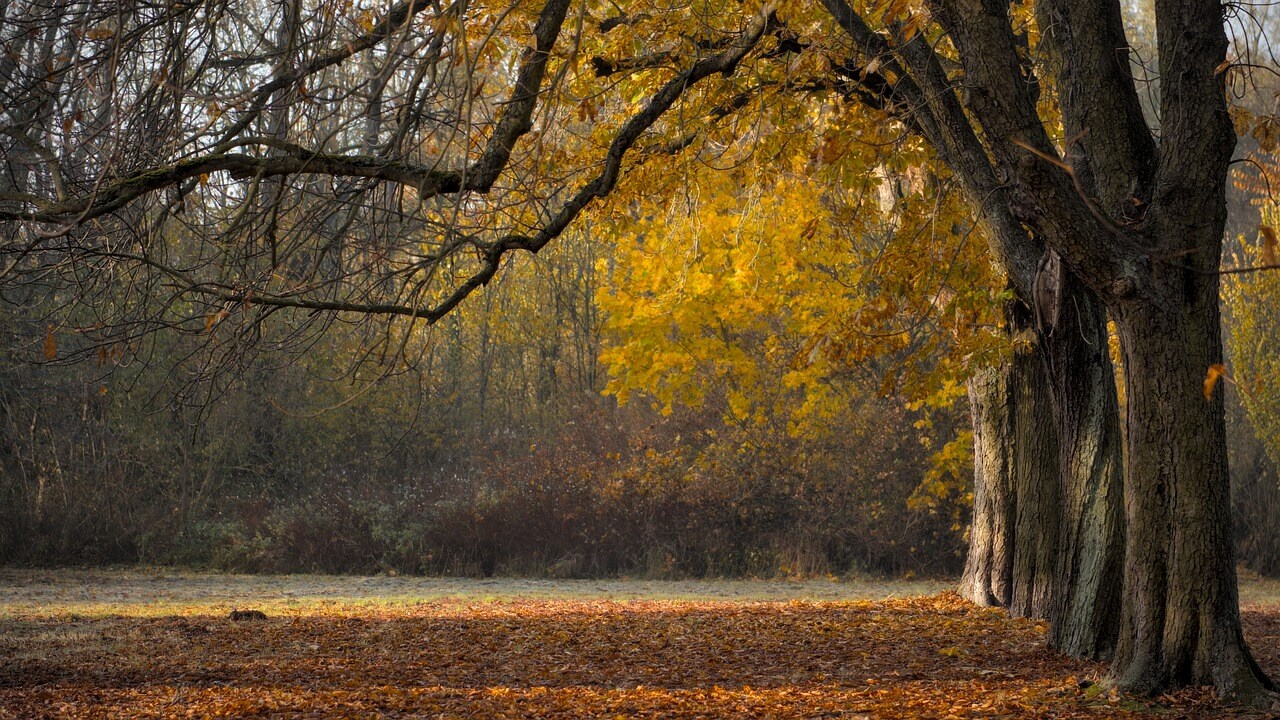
[0,359,970,577]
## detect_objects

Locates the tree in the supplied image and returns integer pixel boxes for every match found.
[811,0,1273,700]
[1,0,1274,703]
[811,0,1125,663]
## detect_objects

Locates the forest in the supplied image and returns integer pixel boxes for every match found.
[2,0,1280,714]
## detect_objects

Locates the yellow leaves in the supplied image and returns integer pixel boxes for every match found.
[908,430,973,515]
[1225,205,1280,475]
[601,142,1004,440]
[598,167,854,432]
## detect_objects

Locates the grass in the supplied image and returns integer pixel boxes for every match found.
[0,568,956,618]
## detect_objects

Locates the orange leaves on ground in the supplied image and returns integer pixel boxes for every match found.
[3,592,1275,718]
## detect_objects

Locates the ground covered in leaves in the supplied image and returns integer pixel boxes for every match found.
[1,571,1277,718]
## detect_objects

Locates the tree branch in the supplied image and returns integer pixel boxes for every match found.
[2,0,574,225]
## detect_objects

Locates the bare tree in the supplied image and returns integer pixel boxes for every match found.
[0,0,774,383]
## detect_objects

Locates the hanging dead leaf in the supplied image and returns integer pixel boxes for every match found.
[1203,363,1227,400]
[85,22,117,40]
[43,325,57,360]
[205,309,229,332]
[799,217,819,240]
[1260,225,1279,265]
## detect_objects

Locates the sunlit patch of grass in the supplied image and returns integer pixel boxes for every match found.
[1238,570,1280,607]
[0,568,953,619]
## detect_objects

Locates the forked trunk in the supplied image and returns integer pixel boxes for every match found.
[1110,287,1275,701]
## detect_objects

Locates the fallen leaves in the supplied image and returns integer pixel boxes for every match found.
[0,592,1275,718]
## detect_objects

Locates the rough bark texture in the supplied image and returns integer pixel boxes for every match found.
[958,267,1125,659]
[1109,273,1276,700]
[959,304,1059,621]
[1040,277,1126,660]
[663,0,1266,702]
[822,0,1275,697]
[960,365,1018,608]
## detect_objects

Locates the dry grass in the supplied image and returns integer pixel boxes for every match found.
[0,568,955,618]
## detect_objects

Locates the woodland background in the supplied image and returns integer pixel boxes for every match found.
[2,166,1278,580]
[1,0,1279,584]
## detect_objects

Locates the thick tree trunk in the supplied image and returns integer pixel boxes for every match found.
[1040,277,1125,659]
[961,288,1125,659]
[960,364,1018,608]
[960,305,1058,619]
[1110,290,1275,701]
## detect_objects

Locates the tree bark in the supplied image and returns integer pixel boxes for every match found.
[959,364,1018,608]
[820,0,1270,699]
[960,302,1058,620]
[1111,286,1275,700]
[1040,276,1125,659]
[960,284,1124,660]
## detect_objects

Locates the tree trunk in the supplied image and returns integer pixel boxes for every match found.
[960,303,1058,619]
[1040,276,1125,659]
[1110,287,1275,701]
[960,364,1017,608]
[961,288,1125,659]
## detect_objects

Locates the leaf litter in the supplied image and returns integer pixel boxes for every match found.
[1,576,1277,719]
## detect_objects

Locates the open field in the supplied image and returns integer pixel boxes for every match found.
[1,570,1277,718]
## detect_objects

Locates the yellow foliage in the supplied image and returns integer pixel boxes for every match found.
[1224,220,1280,470]
[596,132,1006,441]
